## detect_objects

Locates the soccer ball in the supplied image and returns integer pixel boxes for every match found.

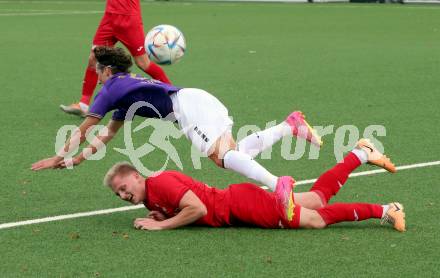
[145,25,186,65]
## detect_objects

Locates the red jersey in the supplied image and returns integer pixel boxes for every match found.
[143,171,300,229]
[144,171,231,227]
[105,0,141,15]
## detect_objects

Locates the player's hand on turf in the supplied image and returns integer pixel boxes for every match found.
[147,211,166,221]
[134,218,163,231]
[55,156,82,169]
[31,156,63,171]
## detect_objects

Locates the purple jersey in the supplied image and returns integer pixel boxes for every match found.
[88,73,180,121]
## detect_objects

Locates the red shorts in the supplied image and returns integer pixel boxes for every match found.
[226,183,301,229]
[93,12,146,56]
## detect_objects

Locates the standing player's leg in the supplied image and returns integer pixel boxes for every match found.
[81,50,99,106]
[60,50,98,117]
[298,202,406,232]
[237,111,323,158]
[117,14,171,84]
[302,138,397,209]
[134,55,171,84]
[60,13,116,117]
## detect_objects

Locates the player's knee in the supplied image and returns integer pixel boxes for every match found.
[313,200,325,209]
[209,154,224,168]
[304,220,326,229]
[310,220,327,229]
[311,191,326,209]
[310,213,327,229]
[301,211,327,229]
[208,136,236,168]
[218,147,237,168]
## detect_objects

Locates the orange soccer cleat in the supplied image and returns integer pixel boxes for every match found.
[356,138,396,173]
[381,202,406,232]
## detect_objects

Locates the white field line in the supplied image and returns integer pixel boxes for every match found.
[1,160,439,230]
[0,9,66,11]
[260,160,440,189]
[0,9,90,11]
[0,10,102,16]
[0,205,144,230]
[0,0,440,6]
[0,1,104,3]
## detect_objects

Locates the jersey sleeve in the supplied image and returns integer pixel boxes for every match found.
[87,88,114,119]
[112,109,129,121]
[148,172,191,209]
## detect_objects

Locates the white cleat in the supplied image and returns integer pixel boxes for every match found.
[60,103,88,118]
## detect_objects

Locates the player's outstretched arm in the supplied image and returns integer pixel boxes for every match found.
[134,190,207,231]
[56,120,124,169]
[31,116,101,171]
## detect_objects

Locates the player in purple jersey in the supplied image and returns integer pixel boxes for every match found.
[32,46,328,201]
[87,69,179,121]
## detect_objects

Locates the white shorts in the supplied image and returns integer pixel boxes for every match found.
[170,88,233,155]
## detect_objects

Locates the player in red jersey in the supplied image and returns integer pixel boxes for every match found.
[103,139,405,232]
[60,0,171,117]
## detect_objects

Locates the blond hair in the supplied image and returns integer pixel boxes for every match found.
[103,162,138,187]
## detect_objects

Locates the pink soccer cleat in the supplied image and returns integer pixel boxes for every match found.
[285,111,323,147]
[275,176,296,221]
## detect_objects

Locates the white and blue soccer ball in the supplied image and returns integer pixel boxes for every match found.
[145,24,186,65]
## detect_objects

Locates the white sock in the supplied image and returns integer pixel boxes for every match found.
[237,122,291,158]
[351,149,368,164]
[381,205,390,218]
[223,150,278,191]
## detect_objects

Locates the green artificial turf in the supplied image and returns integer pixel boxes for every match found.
[0,1,439,277]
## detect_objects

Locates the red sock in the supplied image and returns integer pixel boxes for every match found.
[310,152,361,205]
[317,203,383,226]
[144,62,171,84]
[79,67,99,105]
